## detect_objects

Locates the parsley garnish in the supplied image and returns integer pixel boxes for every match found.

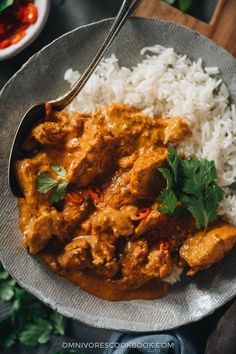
[158,148,224,229]
[51,164,66,177]
[162,0,193,12]
[37,165,68,203]
[0,265,67,349]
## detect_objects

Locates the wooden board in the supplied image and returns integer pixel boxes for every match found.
[134,0,236,57]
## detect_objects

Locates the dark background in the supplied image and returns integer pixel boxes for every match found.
[0,1,234,353]
[0,0,218,89]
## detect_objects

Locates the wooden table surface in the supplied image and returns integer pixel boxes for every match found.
[134,0,236,57]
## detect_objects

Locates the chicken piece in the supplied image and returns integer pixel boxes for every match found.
[95,104,191,156]
[103,170,136,208]
[135,208,167,236]
[180,222,236,275]
[82,206,137,238]
[121,239,150,288]
[57,237,92,270]
[163,116,191,144]
[67,121,116,185]
[142,247,173,279]
[23,209,66,254]
[32,122,68,145]
[128,147,168,199]
[62,198,90,228]
[90,234,119,277]
[118,153,137,169]
[57,234,118,278]
[14,153,51,212]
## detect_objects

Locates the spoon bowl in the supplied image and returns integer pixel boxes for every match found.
[8,103,46,197]
[8,0,143,197]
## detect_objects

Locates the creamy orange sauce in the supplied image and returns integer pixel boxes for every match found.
[16,103,236,301]
[60,270,169,301]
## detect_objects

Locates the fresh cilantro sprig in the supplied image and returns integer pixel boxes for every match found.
[37,164,68,203]
[0,265,67,349]
[162,0,193,12]
[157,148,224,229]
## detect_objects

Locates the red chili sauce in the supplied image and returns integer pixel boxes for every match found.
[0,0,38,49]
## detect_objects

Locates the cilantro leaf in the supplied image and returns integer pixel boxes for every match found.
[51,164,66,177]
[0,265,69,348]
[162,0,192,12]
[0,268,9,280]
[0,279,16,301]
[37,172,58,194]
[158,189,177,215]
[179,0,192,11]
[204,183,224,226]
[180,194,206,229]
[158,167,173,189]
[19,319,53,346]
[157,148,224,229]
[180,159,216,197]
[37,165,68,203]
[50,182,68,203]
[167,147,181,183]
[50,312,67,336]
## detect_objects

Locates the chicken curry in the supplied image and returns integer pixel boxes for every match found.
[15,103,236,301]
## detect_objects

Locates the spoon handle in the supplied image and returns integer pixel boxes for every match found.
[49,0,144,109]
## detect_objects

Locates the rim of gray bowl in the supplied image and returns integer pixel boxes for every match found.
[1,17,236,332]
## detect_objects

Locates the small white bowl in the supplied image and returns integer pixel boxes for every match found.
[0,0,50,61]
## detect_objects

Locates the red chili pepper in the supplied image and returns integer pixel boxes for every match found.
[0,1,38,50]
[163,241,170,251]
[131,208,151,221]
[22,3,38,24]
[66,191,86,206]
[88,186,104,204]
[11,31,26,45]
[0,39,11,49]
[15,24,28,34]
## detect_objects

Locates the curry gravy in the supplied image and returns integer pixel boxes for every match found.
[60,269,169,301]
[16,103,236,301]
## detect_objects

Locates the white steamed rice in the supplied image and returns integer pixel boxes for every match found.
[64,44,236,227]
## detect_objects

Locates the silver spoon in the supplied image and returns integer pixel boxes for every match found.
[8,0,143,197]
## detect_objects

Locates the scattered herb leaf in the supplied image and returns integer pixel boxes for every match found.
[162,0,193,12]
[51,164,66,177]
[37,165,68,203]
[179,0,192,11]
[0,264,68,349]
[159,189,177,216]
[37,172,58,194]
[0,278,16,301]
[19,319,53,346]
[167,147,181,183]
[50,311,67,336]
[158,167,173,189]
[50,181,68,204]
[157,148,224,229]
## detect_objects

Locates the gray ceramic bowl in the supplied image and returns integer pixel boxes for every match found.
[1,18,236,332]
